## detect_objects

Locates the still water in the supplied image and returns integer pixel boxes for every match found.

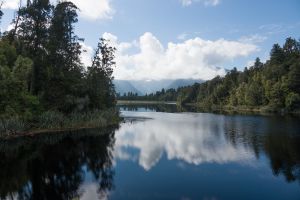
[1,105,300,200]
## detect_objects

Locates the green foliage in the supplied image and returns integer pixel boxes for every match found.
[38,111,65,129]
[87,38,116,110]
[245,81,264,106]
[285,92,300,110]
[288,60,300,93]
[0,116,28,136]
[37,109,119,130]
[0,1,118,134]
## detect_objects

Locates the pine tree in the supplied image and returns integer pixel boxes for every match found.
[45,1,84,111]
[87,38,116,109]
[16,0,53,94]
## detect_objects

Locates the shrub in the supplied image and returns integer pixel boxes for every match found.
[38,111,65,129]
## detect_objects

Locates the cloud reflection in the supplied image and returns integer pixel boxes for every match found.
[115,112,254,170]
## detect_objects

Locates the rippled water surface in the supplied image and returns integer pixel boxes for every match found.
[1,105,300,199]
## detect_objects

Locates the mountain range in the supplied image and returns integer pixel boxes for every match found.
[114,79,204,95]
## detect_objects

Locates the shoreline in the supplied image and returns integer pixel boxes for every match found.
[0,123,121,140]
[117,100,300,115]
[117,100,176,105]
[185,103,300,116]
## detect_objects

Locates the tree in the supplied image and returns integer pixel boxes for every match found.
[13,55,33,91]
[288,61,300,94]
[16,0,53,94]
[254,57,263,70]
[87,38,116,109]
[285,92,300,110]
[45,1,84,111]
[245,81,264,106]
[0,0,119,120]
[283,37,300,55]
[270,44,285,64]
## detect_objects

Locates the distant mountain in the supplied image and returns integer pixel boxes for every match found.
[113,80,142,95]
[166,79,204,90]
[129,80,173,94]
[114,79,204,95]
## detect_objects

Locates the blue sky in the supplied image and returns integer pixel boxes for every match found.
[1,0,300,80]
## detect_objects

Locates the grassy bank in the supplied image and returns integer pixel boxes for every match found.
[185,103,300,115]
[0,108,120,138]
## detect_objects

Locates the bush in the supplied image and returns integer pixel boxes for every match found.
[38,111,65,129]
[285,92,300,110]
[0,116,28,136]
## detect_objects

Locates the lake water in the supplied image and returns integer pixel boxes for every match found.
[1,105,300,200]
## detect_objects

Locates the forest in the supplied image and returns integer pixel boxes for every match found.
[0,0,118,135]
[121,37,300,113]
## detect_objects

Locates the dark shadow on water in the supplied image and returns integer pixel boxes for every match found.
[0,128,116,200]
[222,115,300,184]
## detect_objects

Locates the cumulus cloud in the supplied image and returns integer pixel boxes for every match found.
[70,0,114,20]
[177,33,188,40]
[80,42,94,67]
[2,0,114,20]
[102,32,257,80]
[181,0,221,7]
[2,0,19,9]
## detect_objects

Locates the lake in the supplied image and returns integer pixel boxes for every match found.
[1,104,300,200]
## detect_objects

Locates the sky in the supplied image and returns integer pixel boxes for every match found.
[1,0,300,80]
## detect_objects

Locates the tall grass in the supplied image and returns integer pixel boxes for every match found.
[37,109,120,130]
[0,108,120,137]
[0,117,28,136]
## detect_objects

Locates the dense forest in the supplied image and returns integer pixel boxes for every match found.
[0,0,118,135]
[121,37,300,113]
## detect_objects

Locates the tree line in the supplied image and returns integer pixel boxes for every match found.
[123,37,300,113]
[0,0,116,121]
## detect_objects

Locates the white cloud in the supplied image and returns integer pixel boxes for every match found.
[246,60,254,68]
[80,42,94,67]
[2,0,19,9]
[239,34,267,44]
[181,0,221,7]
[2,0,114,20]
[70,0,114,20]
[80,182,110,200]
[259,24,284,35]
[177,33,188,40]
[102,32,257,80]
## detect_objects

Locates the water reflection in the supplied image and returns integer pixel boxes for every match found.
[116,111,300,184]
[0,128,116,200]
[115,112,254,170]
[0,107,300,200]
[117,103,182,113]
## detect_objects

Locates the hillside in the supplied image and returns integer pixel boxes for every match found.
[114,80,142,96]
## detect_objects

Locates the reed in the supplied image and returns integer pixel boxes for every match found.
[0,109,120,137]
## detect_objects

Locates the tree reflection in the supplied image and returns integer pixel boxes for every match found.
[264,134,300,183]
[118,104,181,113]
[223,116,300,184]
[0,128,116,200]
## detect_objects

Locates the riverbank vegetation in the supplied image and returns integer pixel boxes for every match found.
[0,1,118,136]
[120,37,300,114]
